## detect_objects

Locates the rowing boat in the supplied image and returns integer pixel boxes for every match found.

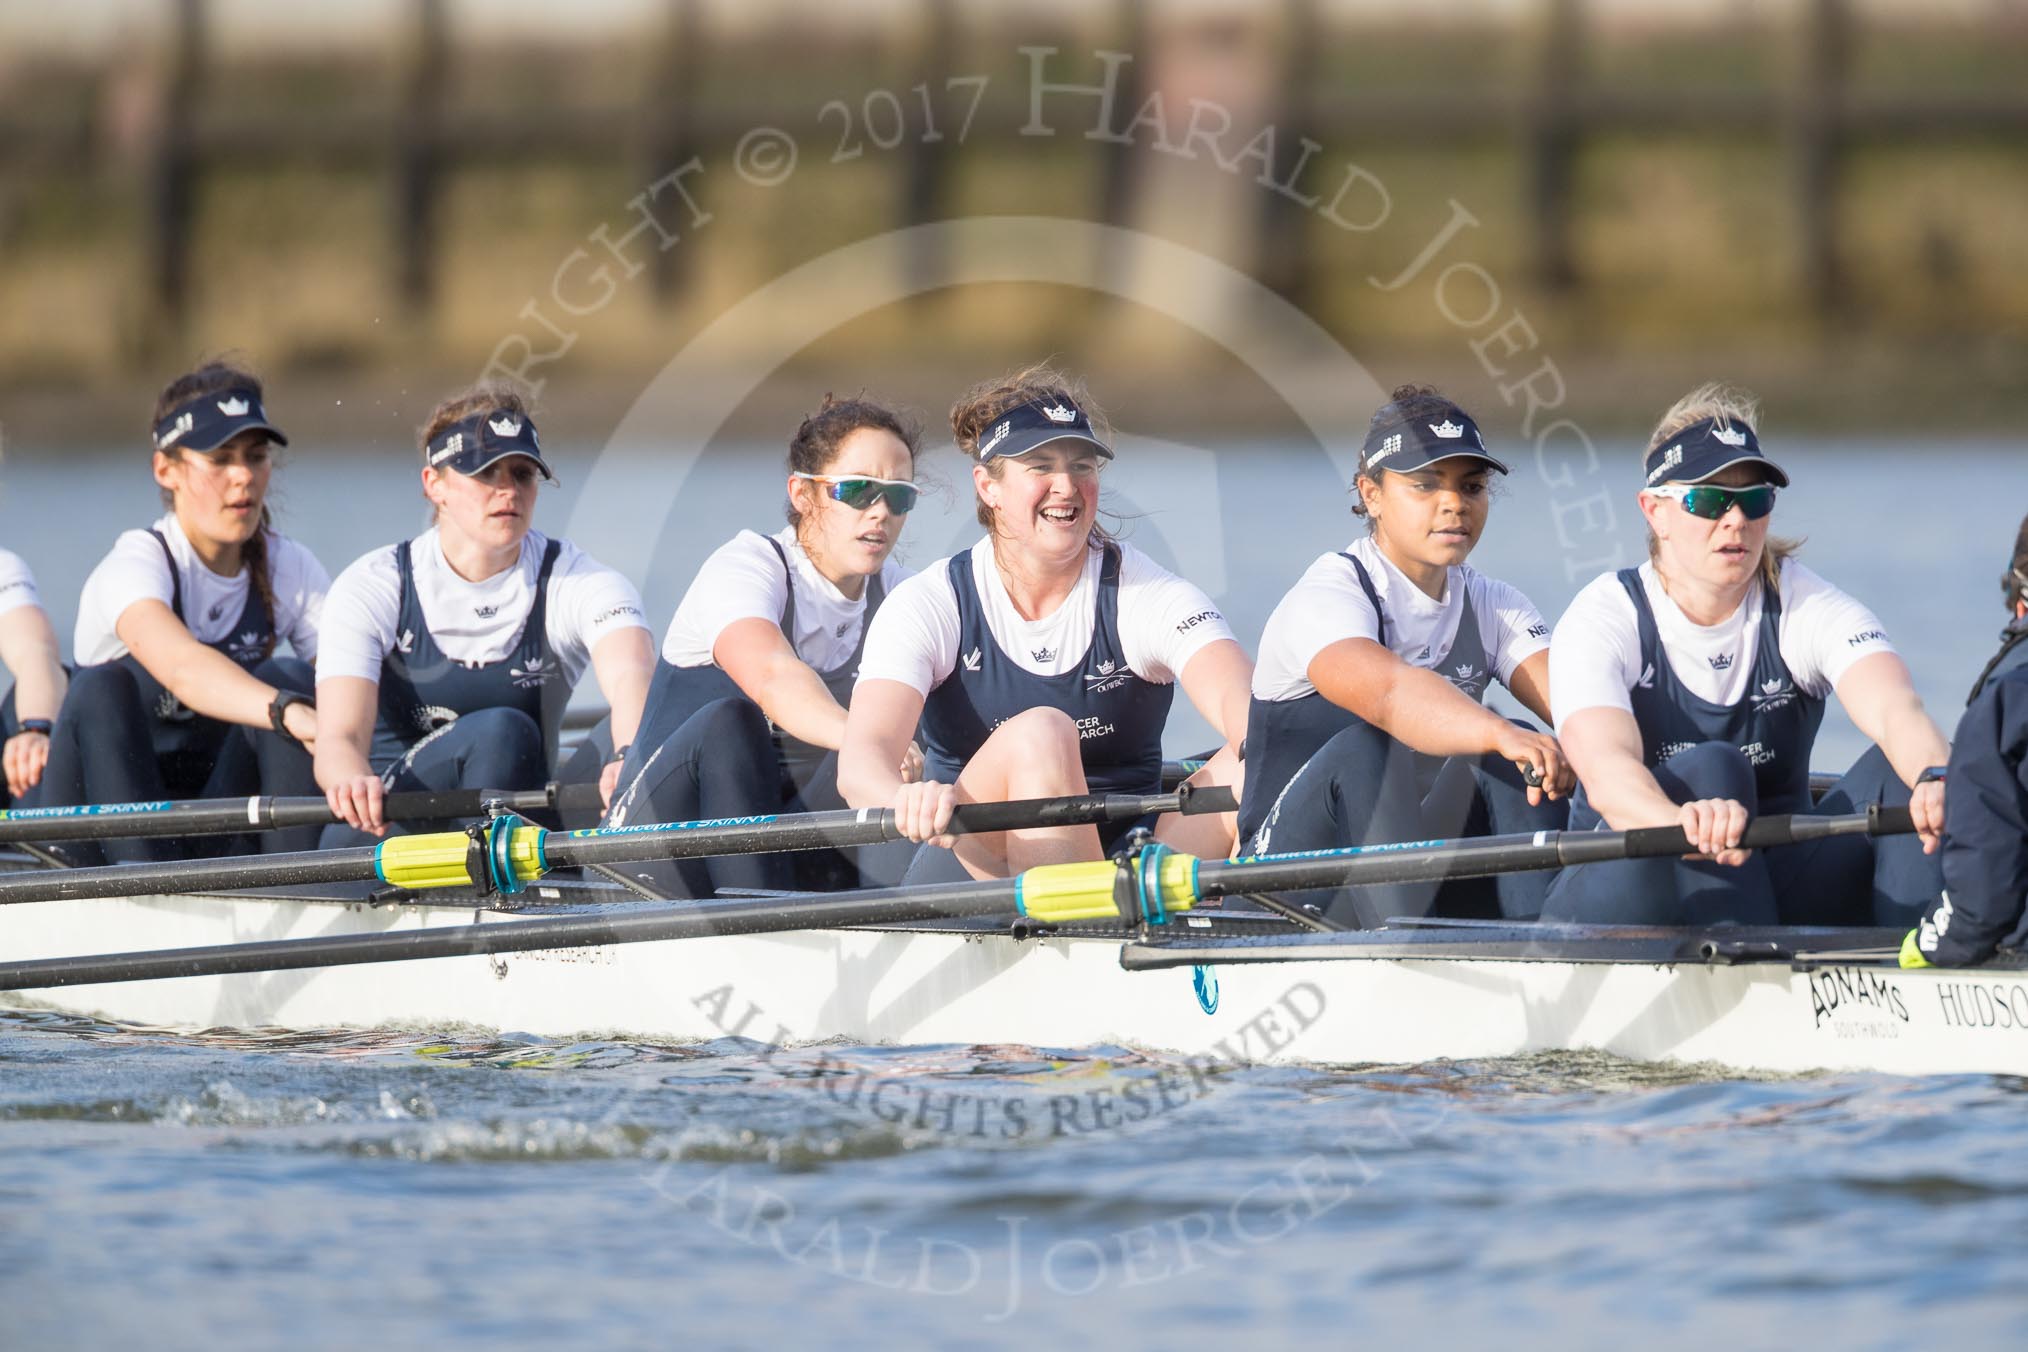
[4,871,2023,1077]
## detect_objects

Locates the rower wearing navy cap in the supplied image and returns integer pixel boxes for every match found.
[43,359,327,861]
[1239,385,1572,928]
[839,363,1252,882]
[1546,383,1949,927]
[603,394,921,900]
[314,384,654,842]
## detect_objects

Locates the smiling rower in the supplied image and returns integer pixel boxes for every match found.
[839,364,1251,882]
[1239,386,1571,928]
[1545,384,1950,928]
[604,395,920,899]
[314,385,654,842]
[41,360,328,861]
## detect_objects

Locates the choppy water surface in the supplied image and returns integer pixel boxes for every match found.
[3,1009,2024,1348]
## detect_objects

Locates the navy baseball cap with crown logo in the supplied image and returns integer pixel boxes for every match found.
[1642,417,1790,489]
[424,409,555,481]
[152,389,289,454]
[1359,398,1509,475]
[972,399,1113,464]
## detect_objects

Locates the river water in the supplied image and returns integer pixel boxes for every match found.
[3,1013,2025,1348]
[1,439,2024,1345]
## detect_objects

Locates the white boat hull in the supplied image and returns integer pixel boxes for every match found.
[5,891,2026,1076]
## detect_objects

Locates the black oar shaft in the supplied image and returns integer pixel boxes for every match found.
[0,783,602,844]
[0,786,1232,907]
[540,789,1206,871]
[1196,807,1914,898]
[0,879,1018,992]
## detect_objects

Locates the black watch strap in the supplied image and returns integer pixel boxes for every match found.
[16,718,53,737]
[1916,764,1948,786]
[270,689,313,743]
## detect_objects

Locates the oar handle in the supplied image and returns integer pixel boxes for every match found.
[262,781,606,829]
[1602,805,1916,863]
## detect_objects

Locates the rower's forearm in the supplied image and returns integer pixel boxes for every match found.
[166,649,282,728]
[837,752,902,810]
[0,613,66,721]
[1382,670,1518,759]
[10,654,65,723]
[601,669,653,756]
[313,729,376,790]
[1879,700,1951,786]
[759,665,849,751]
[1580,761,1685,831]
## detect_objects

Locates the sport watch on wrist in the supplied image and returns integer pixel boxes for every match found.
[269,690,314,744]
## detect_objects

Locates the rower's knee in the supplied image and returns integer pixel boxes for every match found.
[252,655,314,695]
[1654,741,1758,808]
[997,705,1080,753]
[449,706,546,785]
[685,696,773,751]
[61,661,142,716]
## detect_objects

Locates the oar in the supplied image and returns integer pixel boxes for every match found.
[0,782,606,845]
[0,803,1900,993]
[0,783,1235,908]
[1189,804,1917,898]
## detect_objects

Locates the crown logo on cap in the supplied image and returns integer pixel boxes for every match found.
[1041,403,1079,424]
[1430,419,1465,439]
[1711,424,1749,447]
[488,415,523,438]
[216,396,251,417]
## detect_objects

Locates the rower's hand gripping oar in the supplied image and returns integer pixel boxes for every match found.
[0,783,1236,907]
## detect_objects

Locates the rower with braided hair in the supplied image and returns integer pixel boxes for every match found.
[33,359,328,862]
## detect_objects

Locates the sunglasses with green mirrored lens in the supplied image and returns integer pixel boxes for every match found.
[793,472,919,514]
[1647,483,1777,521]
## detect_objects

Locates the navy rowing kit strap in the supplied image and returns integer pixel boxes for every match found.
[1237,551,1493,846]
[1566,565,1825,829]
[918,542,1171,796]
[371,536,567,770]
[116,529,278,761]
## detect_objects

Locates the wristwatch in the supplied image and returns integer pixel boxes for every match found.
[15,718,52,737]
[1916,765,1948,786]
[270,690,315,744]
